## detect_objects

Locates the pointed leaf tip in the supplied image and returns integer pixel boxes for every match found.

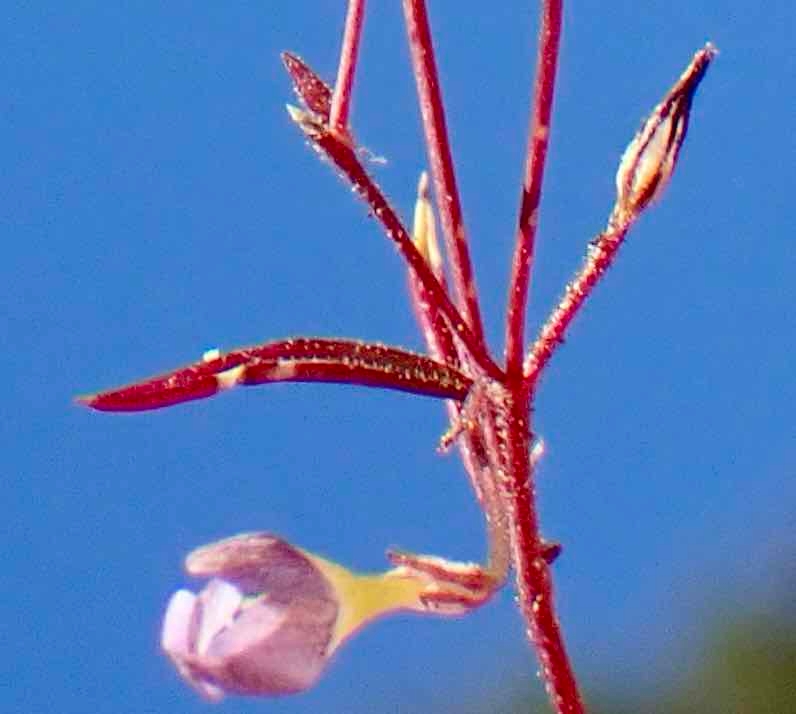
[281,51,333,122]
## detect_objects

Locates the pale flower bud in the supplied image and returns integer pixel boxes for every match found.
[614,44,716,223]
[412,171,444,279]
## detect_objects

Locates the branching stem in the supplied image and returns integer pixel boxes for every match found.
[402,0,487,349]
[84,5,715,713]
[329,0,366,137]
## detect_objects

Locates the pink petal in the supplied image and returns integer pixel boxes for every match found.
[161,590,198,657]
[201,595,335,695]
[195,579,243,656]
[162,590,225,701]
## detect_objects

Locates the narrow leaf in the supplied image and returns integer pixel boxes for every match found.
[78,338,472,412]
[282,52,333,124]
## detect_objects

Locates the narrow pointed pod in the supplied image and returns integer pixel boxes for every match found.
[407,171,459,370]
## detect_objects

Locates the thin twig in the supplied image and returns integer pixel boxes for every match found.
[504,0,563,377]
[401,0,487,349]
[524,44,715,387]
[524,219,631,388]
[329,0,366,137]
[407,173,512,580]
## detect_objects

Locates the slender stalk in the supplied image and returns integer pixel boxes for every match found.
[402,7,582,707]
[407,174,511,581]
[401,0,487,349]
[499,6,582,708]
[524,44,715,388]
[329,0,366,137]
[460,427,512,580]
[524,218,632,387]
[288,111,504,381]
[504,0,563,377]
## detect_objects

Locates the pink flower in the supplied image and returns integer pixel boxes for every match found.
[161,532,496,701]
[161,534,337,700]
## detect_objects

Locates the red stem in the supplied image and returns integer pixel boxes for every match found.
[524,219,631,388]
[513,532,585,714]
[406,179,512,581]
[502,388,585,714]
[401,0,487,350]
[524,44,715,388]
[504,0,563,377]
[290,116,504,381]
[500,8,583,706]
[401,6,583,709]
[329,0,366,137]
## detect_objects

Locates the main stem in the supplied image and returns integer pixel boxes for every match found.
[503,386,585,714]
[501,2,583,710]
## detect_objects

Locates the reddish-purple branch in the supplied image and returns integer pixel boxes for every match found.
[329,0,366,137]
[495,376,584,714]
[524,222,630,389]
[504,0,562,377]
[513,542,585,714]
[401,0,487,350]
[500,386,586,714]
[524,45,715,389]
[288,109,504,381]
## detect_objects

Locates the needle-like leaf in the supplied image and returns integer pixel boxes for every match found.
[282,52,333,124]
[79,338,472,412]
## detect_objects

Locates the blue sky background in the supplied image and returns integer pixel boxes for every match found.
[4,2,794,712]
